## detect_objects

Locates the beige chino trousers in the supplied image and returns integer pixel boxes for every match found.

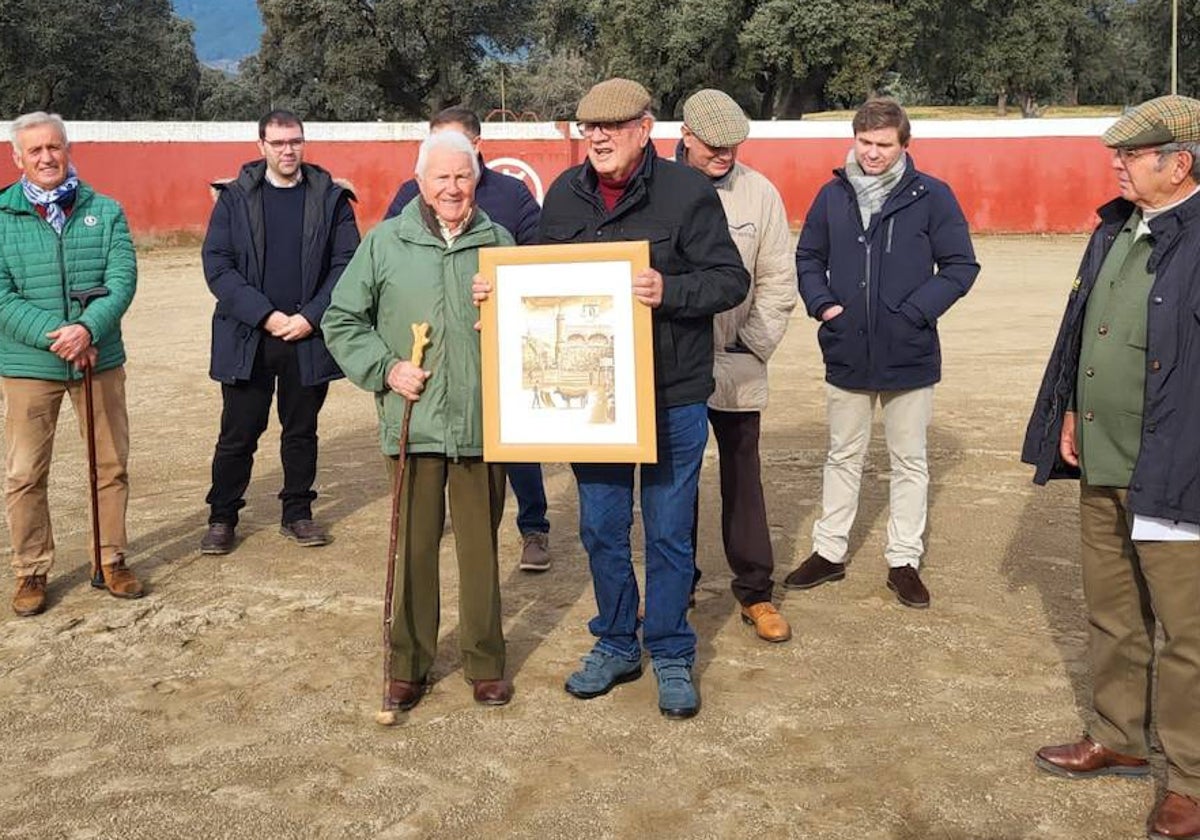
[812,384,934,568]
[3,367,130,577]
[1079,483,1200,797]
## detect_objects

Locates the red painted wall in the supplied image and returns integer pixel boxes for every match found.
[66,133,1113,238]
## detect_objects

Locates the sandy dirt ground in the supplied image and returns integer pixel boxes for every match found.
[0,236,1168,839]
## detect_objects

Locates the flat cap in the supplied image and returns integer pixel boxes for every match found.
[1103,95,1200,148]
[577,78,652,124]
[683,89,749,148]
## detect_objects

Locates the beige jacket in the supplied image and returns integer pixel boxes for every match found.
[709,161,798,411]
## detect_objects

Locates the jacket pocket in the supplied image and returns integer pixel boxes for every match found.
[541,222,585,243]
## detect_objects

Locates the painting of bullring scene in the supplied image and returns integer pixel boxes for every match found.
[519,295,616,425]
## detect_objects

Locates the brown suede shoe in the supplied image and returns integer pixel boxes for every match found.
[200,522,236,555]
[94,557,144,599]
[470,678,513,706]
[887,564,930,609]
[1034,735,1150,779]
[280,519,330,547]
[386,679,427,712]
[1149,791,1200,840]
[740,602,792,643]
[782,552,846,590]
[518,532,551,572]
[12,574,48,617]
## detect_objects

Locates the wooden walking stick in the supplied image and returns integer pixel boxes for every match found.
[67,286,111,590]
[376,322,431,726]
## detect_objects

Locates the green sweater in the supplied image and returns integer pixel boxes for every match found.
[0,181,137,380]
[322,201,513,457]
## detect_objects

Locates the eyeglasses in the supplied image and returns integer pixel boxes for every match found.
[1113,146,1163,164]
[263,138,305,151]
[576,119,639,137]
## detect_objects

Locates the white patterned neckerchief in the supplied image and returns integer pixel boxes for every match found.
[21,168,80,234]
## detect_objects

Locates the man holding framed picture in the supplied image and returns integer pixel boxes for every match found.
[538,78,749,719]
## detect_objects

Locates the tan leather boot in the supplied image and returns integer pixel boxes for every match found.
[12,574,48,616]
[96,556,144,599]
[741,602,792,643]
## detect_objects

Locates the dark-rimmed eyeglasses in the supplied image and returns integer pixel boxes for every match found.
[576,119,639,137]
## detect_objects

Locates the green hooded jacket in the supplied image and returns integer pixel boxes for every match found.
[0,180,136,381]
[322,200,513,457]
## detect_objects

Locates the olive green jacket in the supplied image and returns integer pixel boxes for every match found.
[322,200,513,457]
[0,180,136,380]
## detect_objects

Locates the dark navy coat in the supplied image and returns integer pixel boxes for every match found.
[202,161,359,387]
[1022,192,1200,523]
[797,156,979,391]
[384,157,540,244]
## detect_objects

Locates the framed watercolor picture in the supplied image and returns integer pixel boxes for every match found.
[478,241,657,463]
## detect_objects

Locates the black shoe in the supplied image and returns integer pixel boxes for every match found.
[200,522,236,555]
[280,519,330,547]
[887,565,930,609]
[782,552,845,590]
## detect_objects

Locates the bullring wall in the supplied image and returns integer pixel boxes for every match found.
[1,119,1119,236]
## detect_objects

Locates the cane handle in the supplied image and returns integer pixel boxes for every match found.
[410,322,431,369]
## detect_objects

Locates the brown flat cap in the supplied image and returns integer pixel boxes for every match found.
[577,78,652,123]
[683,89,749,148]
[1103,95,1200,148]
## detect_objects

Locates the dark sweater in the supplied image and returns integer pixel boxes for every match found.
[262,181,306,314]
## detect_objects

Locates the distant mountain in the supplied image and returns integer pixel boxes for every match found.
[173,0,263,67]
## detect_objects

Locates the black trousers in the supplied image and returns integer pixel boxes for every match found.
[207,337,328,526]
[692,408,775,605]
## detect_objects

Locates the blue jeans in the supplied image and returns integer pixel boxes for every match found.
[572,402,708,663]
[507,463,549,535]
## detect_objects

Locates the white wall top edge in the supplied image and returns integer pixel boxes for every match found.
[0,118,1118,143]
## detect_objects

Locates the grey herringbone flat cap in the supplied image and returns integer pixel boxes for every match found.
[682,89,749,147]
[1103,95,1200,148]
[577,78,652,123]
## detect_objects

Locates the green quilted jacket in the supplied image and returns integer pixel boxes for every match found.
[323,201,513,458]
[0,180,137,381]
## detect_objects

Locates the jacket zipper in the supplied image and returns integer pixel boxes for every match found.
[56,219,73,379]
[886,218,895,253]
[864,241,872,366]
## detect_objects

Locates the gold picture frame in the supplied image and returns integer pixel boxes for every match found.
[478,241,657,463]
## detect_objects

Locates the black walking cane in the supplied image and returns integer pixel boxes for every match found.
[67,286,110,590]
[376,322,431,726]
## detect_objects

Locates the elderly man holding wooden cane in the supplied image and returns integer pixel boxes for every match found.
[323,130,515,717]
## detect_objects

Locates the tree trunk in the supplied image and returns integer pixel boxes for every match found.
[996,88,1008,117]
[1020,92,1039,118]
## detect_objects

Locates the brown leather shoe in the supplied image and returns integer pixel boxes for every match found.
[470,678,513,706]
[740,602,792,643]
[386,679,427,712]
[783,552,845,590]
[200,522,236,555]
[280,519,330,547]
[12,574,47,616]
[94,556,144,599]
[1149,791,1200,839]
[887,564,930,609]
[1034,735,1150,779]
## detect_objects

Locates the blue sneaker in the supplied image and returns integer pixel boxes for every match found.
[564,649,643,699]
[653,657,699,719]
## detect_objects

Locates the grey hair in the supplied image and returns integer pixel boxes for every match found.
[10,111,68,152]
[1157,142,1200,181]
[414,130,479,180]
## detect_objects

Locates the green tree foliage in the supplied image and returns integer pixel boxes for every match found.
[0,0,201,118]
[252,0,534,120]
